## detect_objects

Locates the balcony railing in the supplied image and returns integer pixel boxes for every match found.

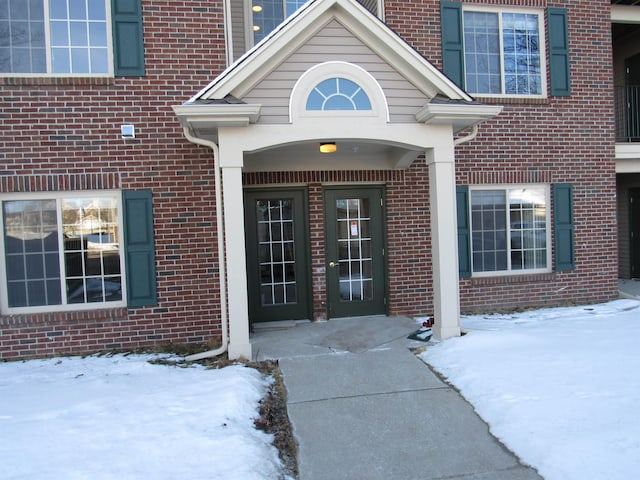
[615,85,640,142]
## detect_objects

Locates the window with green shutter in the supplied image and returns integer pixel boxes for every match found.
[0,0,144,77]
[440,2,570,98]
[459,185,551,277]
[457,184,574,276]
[0,189,158,314]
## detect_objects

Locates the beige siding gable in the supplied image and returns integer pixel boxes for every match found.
[242,19,429,124]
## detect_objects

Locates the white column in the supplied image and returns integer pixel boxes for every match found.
[427,138,461,340]
[219,134,252,360]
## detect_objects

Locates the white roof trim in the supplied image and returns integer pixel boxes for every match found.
[611,5,640,24]
[416,103,504,132]
[172,103,262,129]
[191,0,472,103]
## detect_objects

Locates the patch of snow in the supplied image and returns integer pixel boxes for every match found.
[0,354,289,480]
[421,299,640,480]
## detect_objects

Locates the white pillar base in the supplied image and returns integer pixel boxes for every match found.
[228,341,253,361]
[433,323,461,340]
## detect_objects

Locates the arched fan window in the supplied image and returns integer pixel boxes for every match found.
[306,77,372,111]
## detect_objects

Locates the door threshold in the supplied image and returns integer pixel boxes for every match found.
[252,319,311,331]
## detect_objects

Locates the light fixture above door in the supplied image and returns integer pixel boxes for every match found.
[320,142,337,154]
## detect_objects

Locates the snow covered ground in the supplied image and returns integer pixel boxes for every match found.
[2,299,638,480]
[0,355,289,480]
[421,298,640,480]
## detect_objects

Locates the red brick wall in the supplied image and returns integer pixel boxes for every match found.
[0,0,621,358]
[0,1,228,359]
[386,0,619,312]
[385,160,433,317]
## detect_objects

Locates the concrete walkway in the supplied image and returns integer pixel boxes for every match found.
[620,278,640,299]
[252,316,543,480]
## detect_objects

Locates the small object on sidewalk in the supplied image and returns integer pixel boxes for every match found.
[408,320,433,342]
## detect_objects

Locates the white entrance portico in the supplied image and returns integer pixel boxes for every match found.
[173,0,501,359]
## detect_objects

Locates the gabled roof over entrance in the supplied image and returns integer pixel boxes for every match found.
[194,0,470,103]
[173,0,502,170]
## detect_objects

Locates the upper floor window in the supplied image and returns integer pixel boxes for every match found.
[0,0,111,75]
[252,0,309,43]
[462,7,544,97]
[306,77,372,111]
[232,0,383,61]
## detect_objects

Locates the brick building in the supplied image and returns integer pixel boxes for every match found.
[0,0,631,360]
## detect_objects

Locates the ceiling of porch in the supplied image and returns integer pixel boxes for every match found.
[242,139,421,172]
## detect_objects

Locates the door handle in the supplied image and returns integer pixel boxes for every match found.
[328,261,338,268]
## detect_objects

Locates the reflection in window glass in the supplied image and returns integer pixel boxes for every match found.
[252,0,309,43]
[1,194,123,310]
[470,187,548,274]
[463,11,501,95]
[0,0,47,73]
[62,196,121,304]
[336,198,372,301]
[3,200,60,307]
[256,199,298,306]
[463,9,542,95]
[0,0,109,74]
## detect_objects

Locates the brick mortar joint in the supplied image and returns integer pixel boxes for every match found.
[466,272,557,287]
[0,307,129,327]
[0,172,121,193]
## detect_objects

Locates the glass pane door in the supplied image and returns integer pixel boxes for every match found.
[324,187,386,318]
[336,198,372,301]
[244,190,310,323]
[257,199,297,306]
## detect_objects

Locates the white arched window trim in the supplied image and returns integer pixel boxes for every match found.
[289,61,390,123]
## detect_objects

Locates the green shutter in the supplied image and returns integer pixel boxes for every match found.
[548,8,570,97]
[553,183,575,271]
[112,0,145,76]
[456,185,471,277]
[440,1,465,89]
[123,190,157,307]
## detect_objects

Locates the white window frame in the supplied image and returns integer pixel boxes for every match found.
[469,184,551,277]
[0,190,126,314]
[0,0,114,78]
[462,5,547,99]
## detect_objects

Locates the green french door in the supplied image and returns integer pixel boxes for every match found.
[244,189,311,323]
[324,187,387,318]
